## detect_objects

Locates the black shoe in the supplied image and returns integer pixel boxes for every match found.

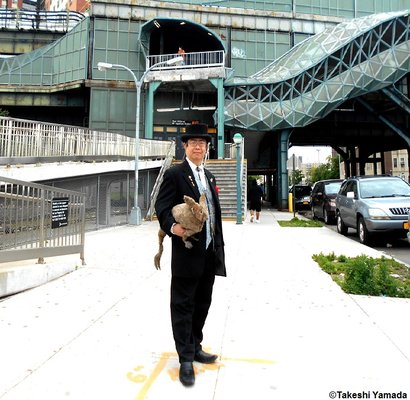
[179,362,195,387]
[194,350,218,364]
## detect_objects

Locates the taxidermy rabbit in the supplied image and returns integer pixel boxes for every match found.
[154,194,208,270]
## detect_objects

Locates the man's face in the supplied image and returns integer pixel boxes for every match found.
[184,138,208,165]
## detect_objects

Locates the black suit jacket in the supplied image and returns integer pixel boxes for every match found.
[155,160,226,278]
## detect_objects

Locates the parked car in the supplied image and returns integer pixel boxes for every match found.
[310,179,343,224]
[407,210,410,244]
[289,184,312,211]
[335,175,410,245]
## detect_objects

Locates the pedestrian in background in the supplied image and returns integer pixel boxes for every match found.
[178,46,186,64]
[155,123,226,387]
[248,179,263,223]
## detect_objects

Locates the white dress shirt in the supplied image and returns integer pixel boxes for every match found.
[186,158,207,189]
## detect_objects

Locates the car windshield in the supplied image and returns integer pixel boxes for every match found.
[294,186,311,196]
[324,182,342,195]
[360,178,410,198]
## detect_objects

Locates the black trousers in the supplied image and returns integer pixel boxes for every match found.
[170,245,216,363]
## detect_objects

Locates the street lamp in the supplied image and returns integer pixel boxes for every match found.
[233,133,243,225]
[97,56,183,225]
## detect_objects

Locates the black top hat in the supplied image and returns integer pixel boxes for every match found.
[181,123,212,143]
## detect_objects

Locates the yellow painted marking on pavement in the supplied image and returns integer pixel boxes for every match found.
[221,357,275,365]
[127,366,147,383]
[129,352,275,399]
[133,352,173,400]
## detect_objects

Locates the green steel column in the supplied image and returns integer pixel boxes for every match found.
[210,78,225,159]
[277,129,291,210]
[144,81,161,139]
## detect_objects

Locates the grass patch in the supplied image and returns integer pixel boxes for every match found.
[278,217,323,228]
[312,252,410,298]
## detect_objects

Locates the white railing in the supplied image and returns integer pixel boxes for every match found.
[0,9,84,32]
[0,117,174,163]
[146,50,225,70]
[0,176,86,265]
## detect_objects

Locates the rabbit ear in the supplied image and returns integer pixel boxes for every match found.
[184,195,195,205]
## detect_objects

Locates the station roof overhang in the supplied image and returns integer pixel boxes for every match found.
[139,17,225,57]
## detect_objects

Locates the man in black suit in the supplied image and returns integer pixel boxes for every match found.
[155,123,226,387]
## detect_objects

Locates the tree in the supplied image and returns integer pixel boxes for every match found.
[310,156,340,183]
[289,169,304,185]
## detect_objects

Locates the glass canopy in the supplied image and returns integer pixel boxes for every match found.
[222,10,410,131]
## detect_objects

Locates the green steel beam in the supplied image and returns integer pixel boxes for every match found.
[210,77,225,159]
[382,87,410,116]
[357,97,410,148]
[0,92,84,107]
[277,129,291,210]
[145,81,161,139]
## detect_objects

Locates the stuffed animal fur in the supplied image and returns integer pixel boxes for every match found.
[154,194,208,270]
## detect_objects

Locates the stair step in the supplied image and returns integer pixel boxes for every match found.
[205,159,247,219]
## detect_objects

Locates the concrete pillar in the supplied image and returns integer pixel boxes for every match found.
[210,78,225,159]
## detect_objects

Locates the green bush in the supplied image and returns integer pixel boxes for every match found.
[278,217,323,227]
[312,253,410,298]
[342,255,378,295]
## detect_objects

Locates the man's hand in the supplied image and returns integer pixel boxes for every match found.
[172,223,186,237]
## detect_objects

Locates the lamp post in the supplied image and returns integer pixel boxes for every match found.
[233,133,243,225]
[97,56,183,225]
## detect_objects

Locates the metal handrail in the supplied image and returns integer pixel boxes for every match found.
[0,116,172,164]
[227,141,247,215]
[145,141,176,221]
[0,175,86,265]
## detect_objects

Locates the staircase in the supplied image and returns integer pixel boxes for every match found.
[205,159,247,221]
[147,159,247,221]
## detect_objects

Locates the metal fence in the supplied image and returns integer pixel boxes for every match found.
[0,9,85,32]
[147,50,225,70]
[44,170,160,231]
[0,176,85,265]
[0,116,173,164]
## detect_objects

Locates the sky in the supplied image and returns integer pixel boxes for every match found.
[288,145,332,164]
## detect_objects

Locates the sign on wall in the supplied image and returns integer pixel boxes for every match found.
[51,197,69,229]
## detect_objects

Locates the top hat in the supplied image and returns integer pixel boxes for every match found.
[181,124,212,143]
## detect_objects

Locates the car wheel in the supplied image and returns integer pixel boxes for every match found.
[358,217,372,245]
[336,212,348,235]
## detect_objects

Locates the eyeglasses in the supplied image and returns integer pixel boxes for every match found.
[187,139,207,147]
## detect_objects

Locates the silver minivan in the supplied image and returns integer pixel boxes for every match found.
[335,175,410,245]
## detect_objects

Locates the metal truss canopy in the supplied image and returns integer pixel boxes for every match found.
[222,10,410,131]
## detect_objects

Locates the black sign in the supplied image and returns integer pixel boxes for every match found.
[171,119,187,126]
[51,197,69,229]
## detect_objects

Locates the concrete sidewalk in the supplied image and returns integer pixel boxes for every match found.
[1,209,409,400]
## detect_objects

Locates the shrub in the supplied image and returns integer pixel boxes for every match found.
[312,253,409,298]
[342,255,378,295]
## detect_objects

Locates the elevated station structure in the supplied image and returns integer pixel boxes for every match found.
[0,1,410,208]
